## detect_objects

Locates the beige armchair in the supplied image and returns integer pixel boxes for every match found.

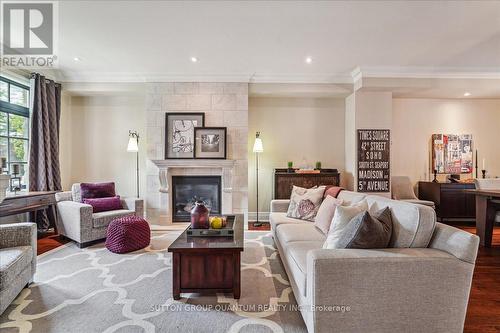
[55,183,144,248]
[391,176,436,209]
[474,178,500,223]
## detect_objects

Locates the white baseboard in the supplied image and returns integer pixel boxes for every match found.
[248,211,270,222]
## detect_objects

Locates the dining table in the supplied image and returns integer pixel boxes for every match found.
[465,189,500,247]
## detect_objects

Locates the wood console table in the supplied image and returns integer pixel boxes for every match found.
[274,168,340,199]
[0,191,59,229]
[465,189,500,248]
[418,181,475,222]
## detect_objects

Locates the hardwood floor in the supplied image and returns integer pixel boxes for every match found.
[248,221,272,231]
[458,225,500,333]
[37,230,68,255]
[37,224,499,331]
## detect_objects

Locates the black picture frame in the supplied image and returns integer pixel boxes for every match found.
[194,127,227,159]
[165,112,205,159]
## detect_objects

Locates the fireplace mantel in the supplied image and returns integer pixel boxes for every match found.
[151,159,236,194]
[152,159,236,169]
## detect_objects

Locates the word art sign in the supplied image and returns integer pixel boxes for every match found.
[357,129,390,192]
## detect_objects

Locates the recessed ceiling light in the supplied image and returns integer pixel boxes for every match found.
[73,57,81,62]
[190,57,198,63]
[464,92,471,97]
[305,56,313,64]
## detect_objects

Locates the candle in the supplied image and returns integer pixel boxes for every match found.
[12,164,20,175]
[482,158,486,170]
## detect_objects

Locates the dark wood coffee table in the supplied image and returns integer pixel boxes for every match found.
[167,214,244,300]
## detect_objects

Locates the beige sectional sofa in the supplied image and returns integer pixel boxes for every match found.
[270,190,479,333]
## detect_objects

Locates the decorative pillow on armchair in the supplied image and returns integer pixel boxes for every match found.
[83,196,123,213]
[286,185,326,221]
[80,182,116,201]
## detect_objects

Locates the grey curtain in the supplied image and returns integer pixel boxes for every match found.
[29,73,62,229]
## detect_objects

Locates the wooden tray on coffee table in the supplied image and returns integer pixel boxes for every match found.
[186,215,235,237]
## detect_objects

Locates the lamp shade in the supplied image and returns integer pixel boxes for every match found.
[127,136,139,152]
[253,136,264,153]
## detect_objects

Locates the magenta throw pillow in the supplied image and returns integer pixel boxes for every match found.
[84,196,122,213]
[80,182,116,201]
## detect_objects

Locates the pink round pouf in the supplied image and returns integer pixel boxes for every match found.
[105,216,151,254]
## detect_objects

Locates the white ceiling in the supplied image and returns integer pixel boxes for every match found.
[43,0,500,83]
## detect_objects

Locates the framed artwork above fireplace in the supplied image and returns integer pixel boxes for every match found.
[165,112,205,159]
[194,127,227,159]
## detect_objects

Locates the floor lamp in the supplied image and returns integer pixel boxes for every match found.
[253,132,264,226]
[127,130,140,198]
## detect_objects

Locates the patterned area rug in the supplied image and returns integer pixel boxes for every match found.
[0,231,307,333]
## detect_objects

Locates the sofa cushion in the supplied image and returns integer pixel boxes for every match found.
[337,191,366,205]
[92,209,135,229]
[269,212,307,231]
[0,246,33,291]
[329,207,393,249]
[323,200,368,249]
[276,224,326,244]
[314,196,343,235]
[366,195,436,248]
[285,241,323,297]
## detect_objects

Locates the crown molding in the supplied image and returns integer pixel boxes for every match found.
[353,66,500,80]
[49,70,354,84]
[249,73,353,84]
[42,66,500,84]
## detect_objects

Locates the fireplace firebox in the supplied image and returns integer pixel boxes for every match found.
[171,176,222,222]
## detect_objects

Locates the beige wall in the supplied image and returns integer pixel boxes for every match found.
[392,98,500,187]
[59,85,146,198]
[248,97,345,214]
[344,91,393,193]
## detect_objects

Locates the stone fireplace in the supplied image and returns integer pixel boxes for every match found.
[150,159,236,224]
[171,176,222,222]
[145,82,248,226]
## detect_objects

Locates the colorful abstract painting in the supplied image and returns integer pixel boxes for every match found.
[432,134,473,174]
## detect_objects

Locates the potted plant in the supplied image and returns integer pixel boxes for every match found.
[315,161,322,171]
[287,161,294,173]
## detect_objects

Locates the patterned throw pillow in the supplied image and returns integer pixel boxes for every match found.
[286,185,326,221]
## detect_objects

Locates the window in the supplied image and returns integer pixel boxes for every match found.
[0,77,30,190]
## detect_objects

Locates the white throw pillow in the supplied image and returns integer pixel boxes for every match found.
[314,196,343,234]
[286,185,326,221]
[323,199,368,249]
